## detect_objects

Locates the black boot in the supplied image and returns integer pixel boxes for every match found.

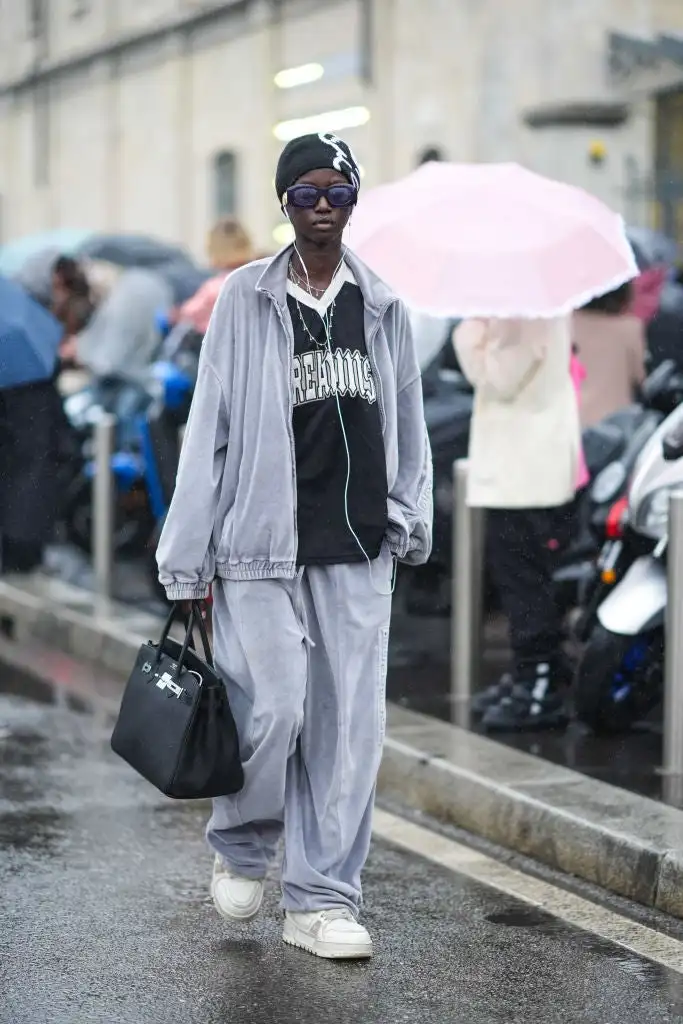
[472,673,523,716]
[481,659,571,731]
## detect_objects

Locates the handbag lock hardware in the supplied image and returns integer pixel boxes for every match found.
[156,672,184,699]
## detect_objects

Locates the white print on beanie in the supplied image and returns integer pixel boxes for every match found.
[318,133,361,191]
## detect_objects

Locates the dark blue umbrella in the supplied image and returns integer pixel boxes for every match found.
[0,276,63,389]
[158,261,213,304]
[627,226,679,272]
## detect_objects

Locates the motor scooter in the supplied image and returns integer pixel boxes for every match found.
[61,377,155,555]
[574,396,683,733]
[569,360,683,643]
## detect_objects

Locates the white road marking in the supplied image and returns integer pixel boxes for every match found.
[373,808,683,973]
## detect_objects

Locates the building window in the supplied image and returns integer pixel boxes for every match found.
[213,151,238,217]
[417,146,445,166]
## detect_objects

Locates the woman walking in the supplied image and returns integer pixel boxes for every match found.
[157,133,432,959]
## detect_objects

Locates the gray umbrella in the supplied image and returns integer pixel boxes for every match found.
[627,226,679,271]
[77,233,195,271]
[12,247,61,307]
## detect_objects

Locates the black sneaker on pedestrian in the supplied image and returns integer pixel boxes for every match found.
[481,661,570,731]
[471,673,514,716]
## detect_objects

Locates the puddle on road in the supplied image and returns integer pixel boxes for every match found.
[0,730,47,767]
[0,806,67,852]
[485,907,559,929]
[0,661,89,714]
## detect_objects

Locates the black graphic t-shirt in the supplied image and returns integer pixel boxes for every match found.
[287,264,388,565]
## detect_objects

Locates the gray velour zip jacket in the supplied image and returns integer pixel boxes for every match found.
[157,245,433,600]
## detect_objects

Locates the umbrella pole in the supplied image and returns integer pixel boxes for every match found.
[93,414,116,602]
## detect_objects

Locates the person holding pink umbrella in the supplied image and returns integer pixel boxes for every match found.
[348,159,639,729]
[454,316,580,730]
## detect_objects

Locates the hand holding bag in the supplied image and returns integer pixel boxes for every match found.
[111,602,244,799]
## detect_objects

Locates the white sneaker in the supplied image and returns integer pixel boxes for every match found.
[283,908,373,959]
[210,855,264,922]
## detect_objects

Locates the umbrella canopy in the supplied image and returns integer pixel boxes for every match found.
[0,276,63,389]
[1,230,200,281]
[77,233,194,271]
[12,246,63,307]
[159,261,213,305]
[626,226,679,272]
[0,230,92,277]
[347,162,638,319]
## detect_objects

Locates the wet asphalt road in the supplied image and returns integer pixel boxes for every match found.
[3,691,683,1024]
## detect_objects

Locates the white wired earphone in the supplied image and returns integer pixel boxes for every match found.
[289,227,397,598]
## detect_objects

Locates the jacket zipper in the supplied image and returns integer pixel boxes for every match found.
[271,298,300,564]
[366,301,392,432]
[268,291,393,559]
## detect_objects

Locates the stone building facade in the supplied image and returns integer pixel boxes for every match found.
[1,0,683,257]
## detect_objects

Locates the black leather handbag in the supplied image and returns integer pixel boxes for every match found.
[111,602,244,799]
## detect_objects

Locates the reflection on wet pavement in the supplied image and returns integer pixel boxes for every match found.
[10,547,676,808]
[388,608,670,806]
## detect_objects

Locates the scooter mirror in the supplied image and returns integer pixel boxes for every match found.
[663,419,683,461]
[641,358,677,405]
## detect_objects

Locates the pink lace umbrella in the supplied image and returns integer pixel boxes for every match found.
[347,162,638,318]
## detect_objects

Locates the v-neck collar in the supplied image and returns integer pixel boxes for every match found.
[286,262,356,314]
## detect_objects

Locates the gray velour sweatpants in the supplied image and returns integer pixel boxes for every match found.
[206,546,393,914]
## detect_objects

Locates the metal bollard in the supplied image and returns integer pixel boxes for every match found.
[664,490,683,783]
[450,460,486,728]
[92,413,116,601]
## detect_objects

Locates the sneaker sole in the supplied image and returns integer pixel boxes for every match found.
[211,884,264,923]
[282,921,373,960]
[483,711,570,732]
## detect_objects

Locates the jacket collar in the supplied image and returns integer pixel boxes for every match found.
[255,244,397,316]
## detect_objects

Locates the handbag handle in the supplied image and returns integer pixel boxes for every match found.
[183,602,214,668]
[155,601,215,676]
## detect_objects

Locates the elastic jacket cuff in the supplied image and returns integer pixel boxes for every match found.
[163,582,211,601]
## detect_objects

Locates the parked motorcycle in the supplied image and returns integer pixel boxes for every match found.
[142,326,203,601]
[569,360,683,641]
[61,378,154,555]
[61,324,200,562]
[574,376,683,734]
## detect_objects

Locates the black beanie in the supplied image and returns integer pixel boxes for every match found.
[275,132,361,202]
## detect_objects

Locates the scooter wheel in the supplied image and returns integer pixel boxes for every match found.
[573,624,664,735]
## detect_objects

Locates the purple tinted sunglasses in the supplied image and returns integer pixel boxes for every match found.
[284,183,357,209]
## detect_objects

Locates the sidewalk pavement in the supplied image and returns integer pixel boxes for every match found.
[2,572,683,920]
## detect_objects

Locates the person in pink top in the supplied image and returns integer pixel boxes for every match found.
[571,282,646,429]
[176,218,255,333]
[570,349,590,491]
